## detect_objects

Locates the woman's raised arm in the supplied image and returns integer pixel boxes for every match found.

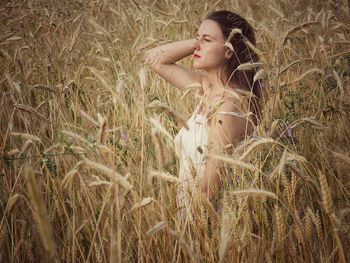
[144,39,205,91]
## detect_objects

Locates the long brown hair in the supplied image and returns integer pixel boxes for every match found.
[205,10,264,124]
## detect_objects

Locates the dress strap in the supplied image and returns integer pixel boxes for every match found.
[194,104,201,113]
[215,111,252,119]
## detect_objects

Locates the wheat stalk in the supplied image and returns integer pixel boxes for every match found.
[218,196,233,263]
[274,205,284,250]
[131,197,154,211]
[61,130,90,145]
[147,100,189,130]
[25,164,56,258]
[83,157,133,190]
[148,116,174,141]
[210,154,261,173]
[318,169,333,215]
[239,137,275,161]
[152,128,165,169]
[231,189,279,200]
[14,104,51,123]
[146,221,167,236]
[10,132,42,143]
[282,21,319,45]
[97,114,108,145]
[149,169,180,184]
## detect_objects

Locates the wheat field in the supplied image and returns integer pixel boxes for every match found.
[0,0,349,262]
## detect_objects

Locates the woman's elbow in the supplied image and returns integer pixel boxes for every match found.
[144,50,163,68]
[144,50,154,66]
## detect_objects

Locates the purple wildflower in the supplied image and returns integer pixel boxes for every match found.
[286,122,293,137]
[120,128,128,145]
[284,121,296,145]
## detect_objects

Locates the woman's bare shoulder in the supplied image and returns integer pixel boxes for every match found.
[207,94,254,150]
[219,91,251,113]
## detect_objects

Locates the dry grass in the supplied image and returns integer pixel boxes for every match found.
[0,0,349,262]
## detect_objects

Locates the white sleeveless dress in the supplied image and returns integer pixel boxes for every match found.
[173,100,254,219]
[174,104,209,219]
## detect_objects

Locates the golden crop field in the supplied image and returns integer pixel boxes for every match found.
[0,0,349,262]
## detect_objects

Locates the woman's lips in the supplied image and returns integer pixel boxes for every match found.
[193,54,201,58]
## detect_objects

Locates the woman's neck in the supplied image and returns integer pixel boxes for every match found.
[204,69,237,99]
[205,70,225,91]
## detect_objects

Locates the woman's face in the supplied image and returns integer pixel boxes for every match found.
[191,19,227,72]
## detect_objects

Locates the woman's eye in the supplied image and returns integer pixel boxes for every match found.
[204,39,210,42]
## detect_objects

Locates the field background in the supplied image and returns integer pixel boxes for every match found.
[1,0,350,262]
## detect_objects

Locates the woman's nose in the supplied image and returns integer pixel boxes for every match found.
[191,38,200,50]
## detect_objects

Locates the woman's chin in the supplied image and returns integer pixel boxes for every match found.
[193,63,203,70]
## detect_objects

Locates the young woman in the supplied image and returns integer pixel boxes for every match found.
[145,10,263,216]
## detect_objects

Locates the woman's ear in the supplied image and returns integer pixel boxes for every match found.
[225,49,233,59]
